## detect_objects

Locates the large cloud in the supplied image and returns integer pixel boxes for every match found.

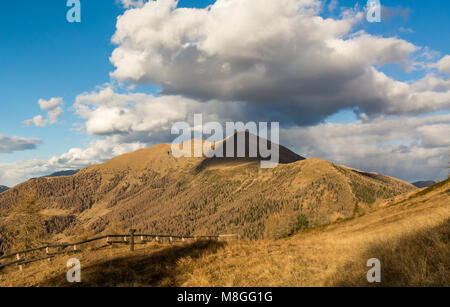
[0,134,42,154]
[74,86,248,143]
[281,114,450,181]
[109,0,450,125]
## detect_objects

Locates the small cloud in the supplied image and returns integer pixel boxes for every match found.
[24,97,64,128]
[24,115,48,128]
[0,134,42,154]
[381,5,412,22]
[399,27,414,34]
[328,0,338,13]
[119,0,146,9]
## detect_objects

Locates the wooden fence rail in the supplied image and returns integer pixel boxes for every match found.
[0,230,239,270]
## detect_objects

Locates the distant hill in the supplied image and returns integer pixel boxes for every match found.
[0,186,8,194]
[0,134,416,253]
[28,170,81,181]
[44,170,80,178]
[412,181,436,188]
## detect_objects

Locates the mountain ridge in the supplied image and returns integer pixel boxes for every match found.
[0,135,416,253]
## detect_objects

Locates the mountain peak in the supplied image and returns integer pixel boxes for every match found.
[197,131,305,170]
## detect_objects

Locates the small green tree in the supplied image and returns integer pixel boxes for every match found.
[296,213,309,231]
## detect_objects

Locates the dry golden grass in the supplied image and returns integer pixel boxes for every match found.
[1,179,447,287]
[178,180,449,287]
[0,240,225,287]
[329,219,449,286]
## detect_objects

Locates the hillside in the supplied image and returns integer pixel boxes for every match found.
[1,179,447,287]
[0,186,8,194]
[0,136,416,253]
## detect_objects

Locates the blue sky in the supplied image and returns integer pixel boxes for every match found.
[0,0,449,185]
[0,0,220,163]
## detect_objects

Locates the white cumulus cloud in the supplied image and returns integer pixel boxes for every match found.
[24,97,64,127]
[109,0,450,125]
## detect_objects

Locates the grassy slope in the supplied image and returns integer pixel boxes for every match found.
[1,179,447,287]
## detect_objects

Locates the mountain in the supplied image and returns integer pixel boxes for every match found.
[0,186,8,194]
[412,181,436,188]
[0,134,416,253]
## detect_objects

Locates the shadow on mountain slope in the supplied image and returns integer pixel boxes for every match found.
[196,131,305,171]
[41,240,226,287]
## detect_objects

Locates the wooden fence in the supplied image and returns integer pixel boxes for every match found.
[0,230,239,271]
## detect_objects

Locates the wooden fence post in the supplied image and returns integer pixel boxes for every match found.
[130,229,136,252]
[16,254,23,271]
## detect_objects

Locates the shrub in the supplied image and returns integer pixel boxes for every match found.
[296,213,309,231]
